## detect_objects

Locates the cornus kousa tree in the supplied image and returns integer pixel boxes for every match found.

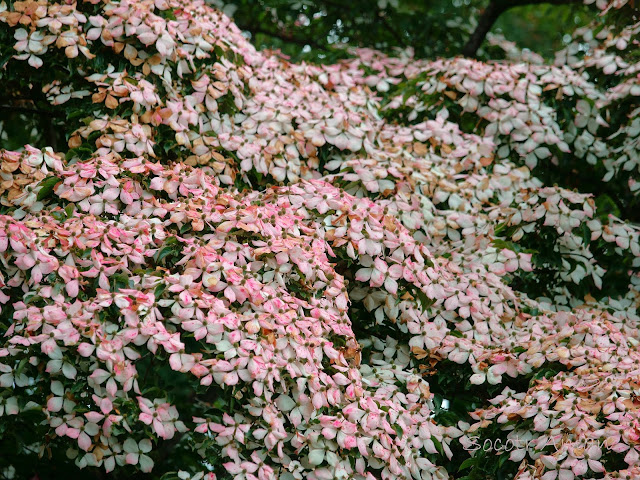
[0,0,639,479]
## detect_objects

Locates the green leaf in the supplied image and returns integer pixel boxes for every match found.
[24,294,43,305]
[51,211,65,221]
[458,457,476,472]
[431,436,444,455]
[36,176,60,201]
[15,357,28,377]
[494,222,507,236]
[154,237,179,264]
[154,283,167,298]
[417,290,434,311]
[65,203,76,218]
[155,246,175,263]
[595,194,621,219]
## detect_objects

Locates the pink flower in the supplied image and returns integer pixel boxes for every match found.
[137,397,187,440]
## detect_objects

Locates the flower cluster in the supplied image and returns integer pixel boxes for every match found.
[0,0,639,479]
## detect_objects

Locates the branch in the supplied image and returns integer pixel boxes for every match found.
[462,0,583,58]
[461,1,508,58]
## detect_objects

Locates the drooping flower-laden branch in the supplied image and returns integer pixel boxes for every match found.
[0,1,639,479]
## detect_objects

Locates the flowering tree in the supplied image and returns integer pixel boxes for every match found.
[0,1,639,480]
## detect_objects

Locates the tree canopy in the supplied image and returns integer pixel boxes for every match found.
[210,0,596,61]
[0,1,640,480]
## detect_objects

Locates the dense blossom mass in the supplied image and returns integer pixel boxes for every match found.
[0,0,639,479]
